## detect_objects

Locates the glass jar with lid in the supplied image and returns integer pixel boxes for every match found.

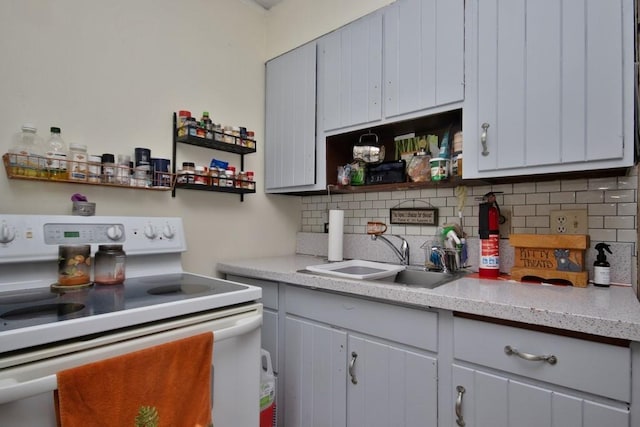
[57,244,92,287]
[8,123,45,177]
[94,245,126,285]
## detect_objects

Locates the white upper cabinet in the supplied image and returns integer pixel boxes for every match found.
[319,11,383,132]
[265,41,317,191]
[383,0,464,118]
[463,0,635,179]
[319,0,465,133]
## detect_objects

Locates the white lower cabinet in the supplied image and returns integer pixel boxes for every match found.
[452,365,629,427]
[451,316,631,427]
[222,274,637,427]
[284,286,439,427]
[347,334,437,427]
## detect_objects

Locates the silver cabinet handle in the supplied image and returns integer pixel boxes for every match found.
[504,345,558,365]
[455,385,466,427]
[349,351,358,384]
[480,123,490,156]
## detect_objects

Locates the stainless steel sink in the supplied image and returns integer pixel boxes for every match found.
[384,268,467,289]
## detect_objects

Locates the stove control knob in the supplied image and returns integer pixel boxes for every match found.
[106,225,124,241]
[144,224,157,239]
[162,225,175,239]
[0,223,16,244]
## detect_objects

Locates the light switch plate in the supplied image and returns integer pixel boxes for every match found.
[550,209,588,234]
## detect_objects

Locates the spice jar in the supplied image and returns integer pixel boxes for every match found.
[87,154,102,183]
[237,171,246,188]
[246,171,255,190]
[68,143,88,181]
[101,153,117,184]
[178,162,195,184]
[94,245,126,285]
[246,131,256,149]
[57,245,91,286]
[194,165,209,185]
[209,167,219,186]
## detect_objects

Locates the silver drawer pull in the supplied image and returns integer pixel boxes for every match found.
[455,385,466,427]
[349,351,358,384]
[480,123,490,156]
[504,345,557,365]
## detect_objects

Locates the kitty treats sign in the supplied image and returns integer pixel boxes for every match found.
[509,234,589,287]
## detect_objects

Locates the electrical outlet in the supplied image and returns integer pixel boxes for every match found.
[550,209,588,234]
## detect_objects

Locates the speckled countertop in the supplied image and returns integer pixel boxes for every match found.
[216,254,640,342]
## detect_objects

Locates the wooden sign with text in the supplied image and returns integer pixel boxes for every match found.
[509,234,589,287]
[389,208,438,226]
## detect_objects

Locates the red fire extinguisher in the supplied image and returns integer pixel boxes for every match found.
[479,192,502,278]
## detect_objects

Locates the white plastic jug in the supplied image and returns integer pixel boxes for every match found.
[260,349,276,427]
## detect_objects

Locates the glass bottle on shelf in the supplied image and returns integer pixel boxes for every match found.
[8,123,45,177]
[44,126,68,180]
[201,112,213,139]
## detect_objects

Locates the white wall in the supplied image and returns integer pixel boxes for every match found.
[0,0,396,275]
[0,0,300,276]
[265,0,394,59]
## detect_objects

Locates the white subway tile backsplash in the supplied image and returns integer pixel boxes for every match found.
[604,216,635,229]
[576,191,604,203]
[588,216,604,229]
[589,229,617,242]
[300,168,638,282]
[618,176,638,190]
[536,181,561,192]
[526,216,549,228]
[561,179,589,191]
[536,204,561,216]
[549,191,576,204]
[513,205,536,216]
[504,194,526,205]
[618,203,638,216]
[588,177,618,190]
[588,203,617,216]
[526,193,550,205]
[605,189,636,203]
[513,182,536,193]
[617,229,637,243]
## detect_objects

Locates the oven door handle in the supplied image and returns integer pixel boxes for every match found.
[214,313,262,341]
[0,312,262,404]
[0,375,58,404]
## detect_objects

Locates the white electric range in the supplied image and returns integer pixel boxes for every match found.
[0,214,262,427]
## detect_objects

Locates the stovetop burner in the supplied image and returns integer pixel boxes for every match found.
[0,273,251,332]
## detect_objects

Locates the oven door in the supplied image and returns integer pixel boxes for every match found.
[0,303,262,427]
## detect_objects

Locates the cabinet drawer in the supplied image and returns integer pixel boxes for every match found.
[285,285,437,351]
[453,317,631,402]
[226,275,278,310]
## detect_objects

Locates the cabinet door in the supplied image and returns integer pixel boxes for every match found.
[284,315,347,427]
[383,0,464,118]
[464,0,634,179]
[265,42,317,190]
[347,335,437,427]
[452,364,630,427]
[319,12,383,131]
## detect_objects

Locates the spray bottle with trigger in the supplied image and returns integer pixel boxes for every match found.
[593,243,612,287]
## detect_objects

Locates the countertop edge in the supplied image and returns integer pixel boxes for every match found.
[217,255,640,342]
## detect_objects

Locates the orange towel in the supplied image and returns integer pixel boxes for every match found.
[54,332,213,427]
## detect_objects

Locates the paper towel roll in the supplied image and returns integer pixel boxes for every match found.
[328,209,344,261]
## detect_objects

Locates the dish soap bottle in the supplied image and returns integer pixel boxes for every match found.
[593,243,612,287]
